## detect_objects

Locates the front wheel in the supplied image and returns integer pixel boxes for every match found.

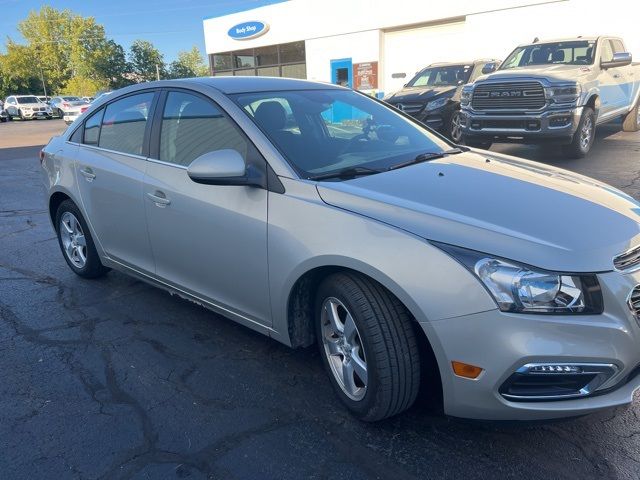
[449,110,463,143]
[55,200,109,279]
[316,272,421,421]
[18,109,25,121]
[564,107,595,158]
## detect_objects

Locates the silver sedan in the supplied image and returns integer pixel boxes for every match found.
[41,78,640,421]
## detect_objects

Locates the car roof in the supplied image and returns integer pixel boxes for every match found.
[516,36,602,47]
[172,76,343,94]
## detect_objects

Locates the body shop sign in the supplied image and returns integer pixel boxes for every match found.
[228,21,269,40]
[354,62,378,90]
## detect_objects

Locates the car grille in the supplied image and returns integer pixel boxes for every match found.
[614,244,640,272]
[628,285,640,322]
[472,81,546,110]
[392,102,424,115]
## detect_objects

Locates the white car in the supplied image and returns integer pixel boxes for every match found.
[3,95,53,120]
[62,103,90,125]
[50,96,89,119]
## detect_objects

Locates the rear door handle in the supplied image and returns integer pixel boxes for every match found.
[146,191,171,207]
[79,167,96,181]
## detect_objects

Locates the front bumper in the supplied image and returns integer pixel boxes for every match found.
[22,110,52,119]
[460,106,582,144]
[423,268,640,420]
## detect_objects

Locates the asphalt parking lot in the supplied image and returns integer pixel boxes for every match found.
[1,118,639,480]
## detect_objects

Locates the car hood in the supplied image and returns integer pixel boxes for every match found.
[477,65,588,83]
[386,85,458,103]
[21,102,49,108]
[316,151,640,272]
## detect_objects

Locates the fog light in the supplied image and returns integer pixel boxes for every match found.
[529,365,582,374]
[452,361,483,379]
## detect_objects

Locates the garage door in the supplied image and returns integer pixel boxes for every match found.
[383,21,468,95]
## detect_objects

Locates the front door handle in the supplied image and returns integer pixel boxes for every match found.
[79,167,96,181]
[613,73,621,79]
[146,191,171,207]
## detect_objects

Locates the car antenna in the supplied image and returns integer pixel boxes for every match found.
[532,37,539,43]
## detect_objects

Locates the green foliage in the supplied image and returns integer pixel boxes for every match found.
[0,5,200,98]
[129,40,167,82]
[169,46,209,79]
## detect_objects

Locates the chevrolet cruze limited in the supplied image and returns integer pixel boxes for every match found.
[41,78,640,421]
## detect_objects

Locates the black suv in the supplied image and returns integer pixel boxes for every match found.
[384,59,500,143]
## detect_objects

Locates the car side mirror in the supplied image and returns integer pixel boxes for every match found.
[601,52,632,69]
[187,149,256,186]
[481,62,498,74]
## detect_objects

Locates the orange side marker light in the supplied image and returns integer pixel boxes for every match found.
[452,361,483,379]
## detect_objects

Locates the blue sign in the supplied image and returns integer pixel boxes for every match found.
[227,21,269,40]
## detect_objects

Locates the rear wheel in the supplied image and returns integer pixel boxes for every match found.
[622,98,640,132]
[316,272,421,421]
[55,200,109,279]
[563,106,595,158]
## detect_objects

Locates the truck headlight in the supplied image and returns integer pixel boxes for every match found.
[460,87,472,106]
[545,85,581,103]
[425,97,448,111]
[434,243,603,314]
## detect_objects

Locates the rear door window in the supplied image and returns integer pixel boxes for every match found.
[83,109,104,146]
[99,92,154,156]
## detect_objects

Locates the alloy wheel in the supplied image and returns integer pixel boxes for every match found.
[59,211,87,268]
[450,111,463,143]
[580,116,593,150]
[320,297,368,401]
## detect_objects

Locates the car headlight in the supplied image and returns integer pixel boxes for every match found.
[424,97,449,111]
[434,243,603,314]
[460,87,473,106]
[544,84,581,103]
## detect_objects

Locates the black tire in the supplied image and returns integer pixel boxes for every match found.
[315,272,421,421]
[18,109,25,121]
[464,137,492,150]
[449,110,463,143]
[622,98,640,132]
[563,106,595,158]
[55,200,109,279]
[57,108,63,118]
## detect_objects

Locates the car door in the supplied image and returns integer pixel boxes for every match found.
[143,89,271,325]
[6,97,16,116]
[610,39,636,108]
[74,90,157,274]
[598,39,628,118]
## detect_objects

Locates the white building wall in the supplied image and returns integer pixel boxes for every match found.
[305,30,381,84]
[203,0,639,95]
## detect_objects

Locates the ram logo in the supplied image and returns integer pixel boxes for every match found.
[490,91,522,98]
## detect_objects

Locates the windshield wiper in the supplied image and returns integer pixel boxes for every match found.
[388,147,467,171]
[309,166,385,181]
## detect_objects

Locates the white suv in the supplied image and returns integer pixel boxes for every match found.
[4,95,53,120]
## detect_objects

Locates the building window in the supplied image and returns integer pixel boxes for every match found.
[209,41,306,79]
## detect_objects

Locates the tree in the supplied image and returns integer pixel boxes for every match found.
[0,6,132,98]
[129,40,166,82]
[169,46,209,79]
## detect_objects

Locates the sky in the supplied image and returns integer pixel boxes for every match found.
[0,0,286,61]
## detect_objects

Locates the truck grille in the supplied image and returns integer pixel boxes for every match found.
[628,285,640,322]
[472,81,546,110]
[614,244,640,272]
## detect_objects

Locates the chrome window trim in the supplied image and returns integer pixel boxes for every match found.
[72,142,148,161]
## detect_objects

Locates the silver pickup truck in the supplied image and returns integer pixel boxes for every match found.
[460,36,640,157]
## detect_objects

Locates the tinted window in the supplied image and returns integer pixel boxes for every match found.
[408,65,472,87]
[99,92,154,155]
[70,125,83,143]
[234,89,449,177]
[83,109,104,145]
[159,91,248,167]
[17,96,39,104]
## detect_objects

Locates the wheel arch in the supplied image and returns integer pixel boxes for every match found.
[585,92,600,118]
[48,190,73,226]
[285,261,443,407]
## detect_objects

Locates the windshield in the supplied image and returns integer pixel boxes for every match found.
[407,65,472,87]
[232,89,450,179]
[501,40,596,69]
[17,96,40,104]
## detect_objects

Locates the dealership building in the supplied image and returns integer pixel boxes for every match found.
[203,0,638,97]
